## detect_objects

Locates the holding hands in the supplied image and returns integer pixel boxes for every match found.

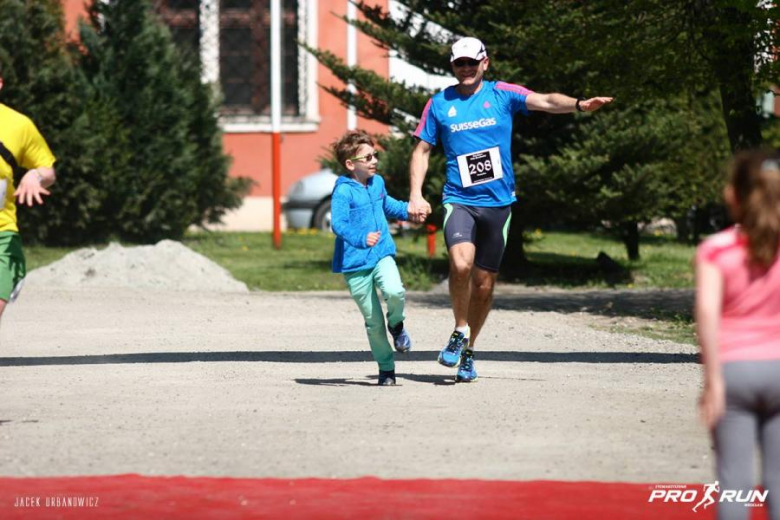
[408,195,432,224]
[366,194,432,248]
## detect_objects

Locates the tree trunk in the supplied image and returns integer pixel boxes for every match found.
[622,221,640,261]
[674,214,690,244]
[717,75,763,153]
[708,6,763,152]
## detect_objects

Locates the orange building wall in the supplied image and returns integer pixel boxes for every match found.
[62,0,84,38]
[61,0,390,198]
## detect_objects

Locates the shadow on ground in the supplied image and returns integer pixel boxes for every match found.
[294,373,554,387]
[0,350,697,367]
[414,288,694,322]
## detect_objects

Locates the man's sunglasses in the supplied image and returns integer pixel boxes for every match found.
[350,151,379,162]
[452,58,482,68]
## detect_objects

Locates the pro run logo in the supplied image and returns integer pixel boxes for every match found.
[648,481,767,512]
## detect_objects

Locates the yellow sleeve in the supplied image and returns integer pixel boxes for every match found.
[19,118,56,170]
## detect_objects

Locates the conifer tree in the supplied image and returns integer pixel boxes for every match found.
[0,0,109,244]
[308,0,732,262]
[1,0,248,245]
[76,0,248,243]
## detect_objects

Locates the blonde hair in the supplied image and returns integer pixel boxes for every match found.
[728,149,780,267]
[332,130,374,171]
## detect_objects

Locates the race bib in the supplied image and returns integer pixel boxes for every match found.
[0,179,6,203]
[457,146,502,188]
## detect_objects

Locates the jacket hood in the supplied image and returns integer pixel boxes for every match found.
[335,175,372,190]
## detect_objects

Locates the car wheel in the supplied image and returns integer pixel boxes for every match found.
[312,199,332,233]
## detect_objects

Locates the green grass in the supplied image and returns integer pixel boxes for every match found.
[511,230,697,344]
[183,231,343,291]
[23,229,697,292]
[605,312,696,346]
[181,229,449,291]
[520,230,696,289]
[24,244,78,271]
[181,228,697,292]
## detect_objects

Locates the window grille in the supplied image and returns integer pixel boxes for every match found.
[155,0,305,121]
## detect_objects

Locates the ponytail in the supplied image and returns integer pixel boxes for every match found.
[729,150,780,267]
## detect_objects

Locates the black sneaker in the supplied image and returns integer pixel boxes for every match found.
[378,370,396,386]
[388,321,412,353]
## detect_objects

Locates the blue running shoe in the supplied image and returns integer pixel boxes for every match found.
[438,331,469,367]
[388,321,412,353]
[456,351,477,382]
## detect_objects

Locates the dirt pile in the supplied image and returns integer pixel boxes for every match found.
[26,240,249,293]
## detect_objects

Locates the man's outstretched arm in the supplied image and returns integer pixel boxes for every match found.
[526,93,613,114]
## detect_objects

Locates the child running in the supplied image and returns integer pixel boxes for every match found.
[330,130,412,386]
[695,149,780,520]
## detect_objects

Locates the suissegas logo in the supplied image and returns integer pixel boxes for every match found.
[449,117,497,133]
[647,481,767,512]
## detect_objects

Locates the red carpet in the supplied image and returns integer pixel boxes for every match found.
[0,476,770,519]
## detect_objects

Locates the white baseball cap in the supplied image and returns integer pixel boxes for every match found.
[450,37,487,62]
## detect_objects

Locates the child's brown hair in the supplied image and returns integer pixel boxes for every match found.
[332,130,374,172]
[728,148,780,267]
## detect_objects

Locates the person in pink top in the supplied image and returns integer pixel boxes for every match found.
[695,149,780,520]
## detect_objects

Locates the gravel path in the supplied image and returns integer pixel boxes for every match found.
[0,283,710,483]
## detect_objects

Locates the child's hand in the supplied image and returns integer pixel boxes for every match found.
[366,231,381,247]
[699,375,726,429]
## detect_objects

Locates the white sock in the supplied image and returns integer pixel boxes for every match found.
[455,325,470,338]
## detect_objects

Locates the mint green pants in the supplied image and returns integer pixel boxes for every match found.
[344,256,406,371]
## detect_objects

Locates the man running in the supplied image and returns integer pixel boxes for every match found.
[0,64,57,323]
[408,37,612,382]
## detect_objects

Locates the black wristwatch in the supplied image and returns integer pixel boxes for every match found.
[575,98,585,112]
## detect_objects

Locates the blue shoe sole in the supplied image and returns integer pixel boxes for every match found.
[455,374,478,383]
[438,355,459,368]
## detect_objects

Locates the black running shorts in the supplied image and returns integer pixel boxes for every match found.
[442,203,512,272]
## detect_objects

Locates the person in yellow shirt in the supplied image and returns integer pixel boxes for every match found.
[0,65,57,321]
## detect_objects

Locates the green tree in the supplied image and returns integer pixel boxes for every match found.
[0,0,110,244]
[519,101,692,259]
[530,0,780,152]
[0,0,249,245]
[75,0,249,243]
[306,0,733,262]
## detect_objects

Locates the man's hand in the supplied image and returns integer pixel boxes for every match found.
[408,195,432,223]
[366,231,381,247]
[14,169,51,207]
[578,96,614,112]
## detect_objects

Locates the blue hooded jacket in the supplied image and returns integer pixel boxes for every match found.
[331,174,409,273]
